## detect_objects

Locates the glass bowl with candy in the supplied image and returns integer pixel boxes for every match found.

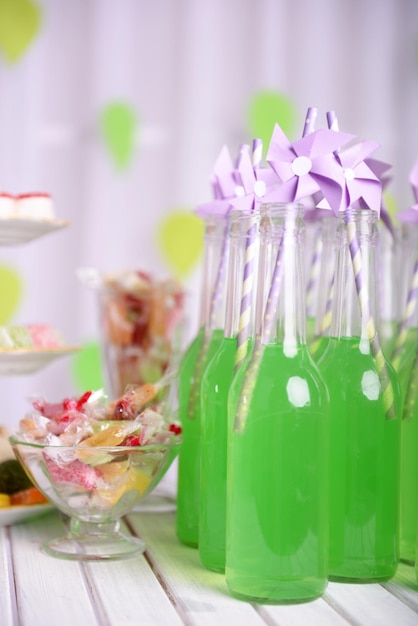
[9,384,182,561]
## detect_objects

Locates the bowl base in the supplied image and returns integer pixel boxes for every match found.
[42,532,145,561]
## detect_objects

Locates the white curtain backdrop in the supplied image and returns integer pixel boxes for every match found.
[0,0,417,429]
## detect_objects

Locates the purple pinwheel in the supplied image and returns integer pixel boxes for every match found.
[325,140,383,215]
[228,145,279,213]
[263,123,354,213]
[396,158,418,224]
[195,145,240,218]
[360,157,394,235]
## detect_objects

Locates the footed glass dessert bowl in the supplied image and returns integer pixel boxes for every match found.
[9,386,182,561]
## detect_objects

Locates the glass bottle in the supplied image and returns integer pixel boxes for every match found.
[318,207,401,582]
[226,202,329,603]
[394,222,418,564]
[176,213,228,547]
[199,209,259,573]
[309,213,338,362]
[377,219,398,358]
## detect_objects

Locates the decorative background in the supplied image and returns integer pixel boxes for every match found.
[0,0,417,428]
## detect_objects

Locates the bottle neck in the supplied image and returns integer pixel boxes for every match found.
[199,214,229,330]
[313,215,338,336]
[396,222,418,327]
[256,203,307,354]
[331,208,380,344]
[224,210,260,338]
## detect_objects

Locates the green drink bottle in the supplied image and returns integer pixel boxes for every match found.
[318,208,401,582]
[226,203,330,603]
[176,213,229,547]
[308,213,337,362]
[199,209,259,572]
[392,221,418,564]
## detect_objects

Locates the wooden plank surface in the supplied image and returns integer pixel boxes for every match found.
[0,509,417,626]
[0,527,15,626]
[10,511,99,626]
[128,511,267,626]
[130,511,418,626]
[84,519,185,626]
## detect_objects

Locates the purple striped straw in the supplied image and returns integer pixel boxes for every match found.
[234,138,262,372]
[303,107,318,137]
[234,207,295,432]
[187,145,248,418]
[234,106,318,431]
[344,209,397,419]
[402,338,418,420]
[391,257,418,371]
[309,271,335,357]
[305,227,324,317]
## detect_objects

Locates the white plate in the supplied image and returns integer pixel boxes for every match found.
[0,348,80,375]
[0,503,54,526]
[0,218,69,245]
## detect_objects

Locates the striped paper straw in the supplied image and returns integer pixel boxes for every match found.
[308,111,340,356]
[303,107,318,137]
[402,336,418,420]
[187,145,248,418]
[309,271,335,357]
[305,225,324,317]
[391,257,418,371]
[234,138,262,372]
[344,210,397,420]
[234,107,318,432]
[327,110,340,134]
[186,211,230,418]
[234,207,296,433]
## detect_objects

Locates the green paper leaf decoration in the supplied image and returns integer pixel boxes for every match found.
[156,209,204,280]
[248,91,298,151]
[0,264,22,324]
[0,0,41,64]
[384,191,398,222]
[71,340,104,393]
[99,102,137,170]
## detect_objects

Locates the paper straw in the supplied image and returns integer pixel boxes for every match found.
[303,107,318,137]
[308,112,341,355]
[344,209,397,420]
[391,257,418,370]
[234,108,317,432]
[305,225,323,317]
[234,139,262,372]
[309,271,335,357]
[234,209,294,432]
[402,334,418,420]
[187,145,248,418]
[326,110,339,134]
[186,211,230,418]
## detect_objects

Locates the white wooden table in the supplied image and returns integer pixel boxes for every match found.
[1,509,418,626]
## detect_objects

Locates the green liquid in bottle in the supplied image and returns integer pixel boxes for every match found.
[200,336,238,572]
[176,328,224,547]
[318,337,401,582]
[226,343,329,603]
[398,328,418,564]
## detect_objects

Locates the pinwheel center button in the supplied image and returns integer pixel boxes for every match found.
[291,156,312,176]
[235,185,245,197]
[343,168,355,181]
[253,180,266,197]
